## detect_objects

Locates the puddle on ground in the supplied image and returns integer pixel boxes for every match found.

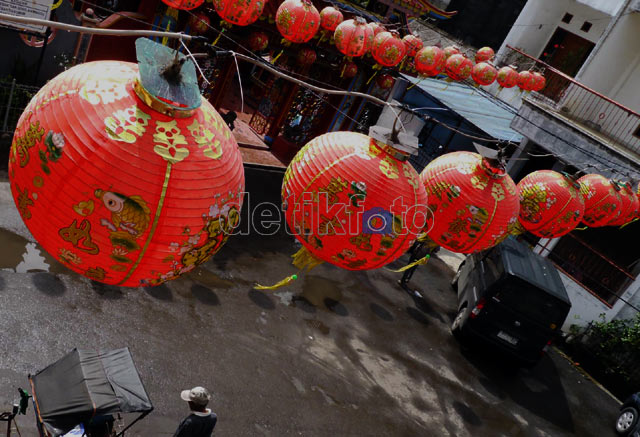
[304,318,330,335]
[301,275,344,308]
[0,228,66,274]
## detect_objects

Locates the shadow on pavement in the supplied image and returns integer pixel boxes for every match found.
[190,283,220,306]
[90,281,124,299]
[144,283,173,301]
[452,400,483,427]
[32,273,65,296]
[248,289,275,310]
[370,302,394,321]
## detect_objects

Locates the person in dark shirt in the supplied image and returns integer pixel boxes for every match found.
[174,386,217,437]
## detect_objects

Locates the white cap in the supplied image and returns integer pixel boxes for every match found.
[180,386,211,406]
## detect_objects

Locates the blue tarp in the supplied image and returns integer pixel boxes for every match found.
[401,74,523,142]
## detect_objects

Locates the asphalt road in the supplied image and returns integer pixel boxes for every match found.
[0,168,622,436]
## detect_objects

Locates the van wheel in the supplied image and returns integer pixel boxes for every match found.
[616,407,638,435]
[451,306,466,339]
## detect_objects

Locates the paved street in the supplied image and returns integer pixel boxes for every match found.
[0,168,622,436]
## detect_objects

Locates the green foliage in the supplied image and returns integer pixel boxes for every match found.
[587,312,640,380]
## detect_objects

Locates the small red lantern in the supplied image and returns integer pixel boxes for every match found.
[608,182,639,226]
[517,171,586,238]
[475,46,494,63]
[188,12,210,34]
[517,70,536,91]
[282,132,428,270]
[247,31,269,52]
[376,73,395,90]
[445,54,473,81]
[212,0,265,26]
[340,61,358,78]
[471,62,497,86]
[297,47,317,66]
[531,72,546,92]
[578,174,622,227]
[420,152,519,253]
[334,18,373,58]
[161,0,204,10]
[276,0,320,44]
[496,65,518,88]
[402,34,423,57]
[319,6,343,31]
[371,31,406,67]
[414,46,446,77]
[443,46,460,58]
[9,42,245,287]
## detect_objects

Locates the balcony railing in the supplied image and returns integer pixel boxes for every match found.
[505,45,640,156]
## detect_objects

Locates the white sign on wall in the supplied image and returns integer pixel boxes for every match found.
[0,0,52,34]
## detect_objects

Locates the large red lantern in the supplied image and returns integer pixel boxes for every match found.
[319,6,343,31]
[531,72,546,92]
[497,65,518,88]
[471,62,497,86]
[420,152,519,253]
[445,54,473,81]
[414,46,446,77]
[376,73,395,90]
[578,174,622,227]
[276,0,320,44]
[282,132,428,270]
[297,47,317,67]
[340,61,358,78]
[517,70,536,91]
[608,182,639,226]
[371,31,406,67]
[475,46,494,63]
[9,41,244,287]
[334,18,373,58]
[188,12,210,34]
[402,34,423,57]
[212,0,265,26]
[517,171,586,238]
[247,31,269,51]
[161,0,204,10]
[443,46,460,58]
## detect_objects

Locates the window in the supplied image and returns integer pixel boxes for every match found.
[634,124,640,139]
[581,21,593,32]
[562,13,573,24]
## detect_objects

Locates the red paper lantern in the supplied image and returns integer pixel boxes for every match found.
[517,171,586,238]
[189,12,210,34]
[297,47,317,66]
[247,31,269,51]
[471,62,497,86]
[368,22,385,37]
[578,174,622,227]
[319,6,343,31]
[334,18,373,58]
[497,65,518,88]
[517,70,536,91]
[376,73,395,89]
[282,132,427,270]
[212,0,264,26]
[9,61,244,286]
[420,152,519,253]
[608,182,639,226]
[276,0,320,44]
[371,31,406,67]
[340,61,358,78]
[414,46,446,77]
[531,72,546,92]
[443,46,460,58]
[475,46,494,63]
[161,0,204,10]
[445,54,473,81]
[402,34,423,57]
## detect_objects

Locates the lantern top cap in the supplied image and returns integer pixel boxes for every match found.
[135,38,201,113]
[369,125,418,156]
[355,16,367,24]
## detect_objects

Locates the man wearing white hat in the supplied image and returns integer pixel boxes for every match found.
[173,386,217,437]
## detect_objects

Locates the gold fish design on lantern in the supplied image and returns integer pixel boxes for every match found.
[95,189,151,238]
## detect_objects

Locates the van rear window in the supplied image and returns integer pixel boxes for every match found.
[494,282,568,326]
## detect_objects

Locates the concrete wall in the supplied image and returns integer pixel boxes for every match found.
[496,0,613,64]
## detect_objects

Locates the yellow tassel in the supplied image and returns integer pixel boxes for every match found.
[292,246,323,271]
[340,64,346,77]
[212,28,225,46]
[574,226,588,231]
[407,78,422,90]
[254,274,298,290]
[388,255,431,273]
[620,217,638,229]
[272,49,283,64]
[366,71,378,85]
